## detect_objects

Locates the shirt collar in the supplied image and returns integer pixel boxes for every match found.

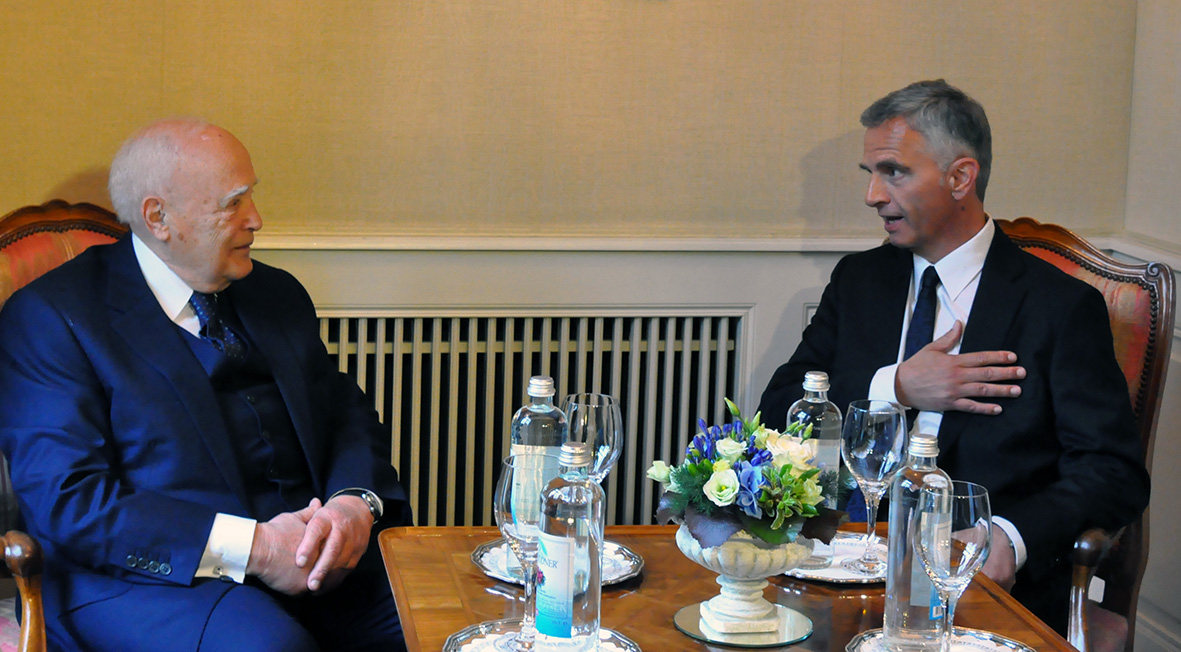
[913,218,994,301]
[131,233,196,324]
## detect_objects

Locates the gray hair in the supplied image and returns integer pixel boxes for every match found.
[107,118,212,225]
[860,80,992,202]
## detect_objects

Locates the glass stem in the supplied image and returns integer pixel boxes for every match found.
[862,492,882,562]
[942,590,961,652]
[519,559,538,650]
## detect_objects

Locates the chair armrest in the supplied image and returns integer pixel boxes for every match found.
[2,530,46,652]
[1072,527,1118,569]
[1068,527,1122,652]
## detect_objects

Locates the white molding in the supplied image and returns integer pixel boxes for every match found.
[1096,236,1181,271]
[254,231,1181,267]
[315,303,756,318]
[251,233,885,253]
[1136,605,1181,652]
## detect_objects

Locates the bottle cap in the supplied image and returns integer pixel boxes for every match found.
[908,432,939,457]
[526,376,555,398]
[802,371,830,392]
[560,441,593,466]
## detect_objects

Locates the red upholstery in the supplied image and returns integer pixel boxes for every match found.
[0,200,126,309]
[1018,245,1154,415]
[997,217,1174,652]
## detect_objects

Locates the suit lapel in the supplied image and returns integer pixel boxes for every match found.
[104,239,251,504]
[938,229,1029,451]
[871,247,913,368]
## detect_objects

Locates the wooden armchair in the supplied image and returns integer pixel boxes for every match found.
[996,217,1174,652]
[0,200,129,652]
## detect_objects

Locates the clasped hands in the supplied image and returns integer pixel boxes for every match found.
[247,495,374,595]
[895,320,1025,415]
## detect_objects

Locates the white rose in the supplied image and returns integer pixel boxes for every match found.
[715,438,747,464]
[703,469,740,507]
[766,432,818,475]
[799,476,825,506]
[647,460,672,484]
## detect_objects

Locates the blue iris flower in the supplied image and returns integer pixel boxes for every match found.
[748,447,772,467]
[734,460,767,519]
[692,433,715,460]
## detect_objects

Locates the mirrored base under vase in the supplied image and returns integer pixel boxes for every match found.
[674,603,814,648]
[673,523,817,647]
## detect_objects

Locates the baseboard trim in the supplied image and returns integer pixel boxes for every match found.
[1136,606,1181,652]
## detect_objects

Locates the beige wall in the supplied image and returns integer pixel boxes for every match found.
[1125,2,1181,650]
[1125,0,1181,250]
[1,1,1137,239]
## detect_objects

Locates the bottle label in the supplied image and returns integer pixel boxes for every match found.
[509,449,560,525]
[535,530,575,638]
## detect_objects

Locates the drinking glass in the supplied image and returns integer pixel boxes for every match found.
[914,480,992,652]
[561,393,623,484]
[494,453,561,651]
[840,399,908,574]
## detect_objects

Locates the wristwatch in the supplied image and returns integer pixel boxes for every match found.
[329,487,384,521]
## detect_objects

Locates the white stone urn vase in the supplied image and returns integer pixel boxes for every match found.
[675,523,814,635]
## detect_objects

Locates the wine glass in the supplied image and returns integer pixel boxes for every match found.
[561,393,622,483]
[494,453,561,651]
[914,480,992,652]
[840,399,908,575]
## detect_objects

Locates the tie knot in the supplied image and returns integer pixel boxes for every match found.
[189,291,220,330]
[920,266,941,292]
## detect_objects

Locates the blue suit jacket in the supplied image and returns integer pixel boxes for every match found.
[0,237,410,647]
[758,228,1149,630]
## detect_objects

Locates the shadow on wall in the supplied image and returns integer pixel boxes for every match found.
[795,128,866,233]
[44,167,113,211]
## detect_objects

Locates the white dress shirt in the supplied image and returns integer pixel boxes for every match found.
[864,219,1027,570]
[132,234,256,583]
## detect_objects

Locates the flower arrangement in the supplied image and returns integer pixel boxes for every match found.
[649,399,845,548]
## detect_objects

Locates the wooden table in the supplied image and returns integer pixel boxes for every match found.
[379,525,1073,652]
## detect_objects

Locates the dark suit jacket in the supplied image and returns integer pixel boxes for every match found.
[0,237,411,648]
[758,228,1149,630]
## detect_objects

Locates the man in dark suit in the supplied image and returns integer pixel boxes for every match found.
[0,119,412,651]
[758,80,1149,633]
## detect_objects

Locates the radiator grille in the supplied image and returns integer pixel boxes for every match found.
[320,314,742,527]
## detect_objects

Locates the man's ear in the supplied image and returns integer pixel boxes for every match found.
[947,157,980,201]
[141,196,169,241]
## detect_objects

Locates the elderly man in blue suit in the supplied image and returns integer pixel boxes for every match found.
[758,80,1149,634]
[0,119,412,651]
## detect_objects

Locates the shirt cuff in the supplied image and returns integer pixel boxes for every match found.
[196,513,257,583]
[991,516,1027,571]
[869,364,901,404]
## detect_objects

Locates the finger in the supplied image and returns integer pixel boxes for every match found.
[296,513,331,568]
[955,350,1021,369]
[927,320,964,353]
[293,498,322,522]
[948,398,1004,415]
[308,530,348,592]
[957,381,1022,398]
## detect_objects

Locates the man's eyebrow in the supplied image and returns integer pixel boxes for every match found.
[218,179,259,209]
[860,160,908,173]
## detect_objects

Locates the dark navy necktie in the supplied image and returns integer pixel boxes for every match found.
[904,266,942,360]
[189,291,246,362]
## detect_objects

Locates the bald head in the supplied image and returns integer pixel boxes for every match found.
[108,119,249,229]
[108,119,262,292]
